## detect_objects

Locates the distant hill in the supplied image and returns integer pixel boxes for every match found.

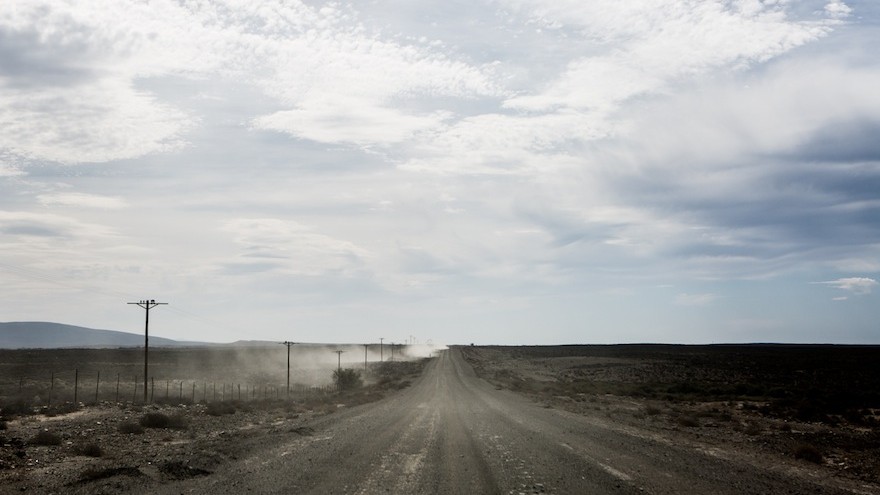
[0,322,205,349]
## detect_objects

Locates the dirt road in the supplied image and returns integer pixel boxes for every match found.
[144,348,870,494]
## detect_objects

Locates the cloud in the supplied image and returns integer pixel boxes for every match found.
[0,1,207,165]
[816,277,878,295]
[825,1,853,19]
[0,210,116,240]
[0,1,498,165]
[403,1,846,176]
[502,0,836,112]
[254,98,452,146]
[220,218,370,277]
[625,59,880,169]
[0,160,21,177]
[246,9,499,146]
[37,192,128,209]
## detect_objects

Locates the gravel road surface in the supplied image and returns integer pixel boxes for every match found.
[143,348,869,494]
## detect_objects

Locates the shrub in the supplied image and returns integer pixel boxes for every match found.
[0,400,33,417]
[676,415,699,428]
[333,368,363,391]
[30,429,62,446]
[118,421,144,434]
[644,405,662,416]
[74,442,103,457]
[206,402,236,416]
[744,422,762,436]
[140,412,188,430]
[794,444,823,464]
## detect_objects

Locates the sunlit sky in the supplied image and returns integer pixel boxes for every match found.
[1,1,878,345]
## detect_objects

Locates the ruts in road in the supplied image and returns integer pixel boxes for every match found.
[146,348,868,494]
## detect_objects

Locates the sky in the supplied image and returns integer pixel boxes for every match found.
[0,0,878,346]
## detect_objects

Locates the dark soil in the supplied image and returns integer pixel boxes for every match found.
[0,357,427,494]
[460,344,880,485]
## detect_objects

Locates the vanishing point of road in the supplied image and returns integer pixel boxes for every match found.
[149,348,868,494]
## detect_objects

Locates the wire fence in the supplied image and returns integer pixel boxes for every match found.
[2,368,338,409]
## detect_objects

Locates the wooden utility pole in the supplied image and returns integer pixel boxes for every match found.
[363,344,369,372]
[280,341,296,397]
[334,350,344,372]
[127,299,167,403]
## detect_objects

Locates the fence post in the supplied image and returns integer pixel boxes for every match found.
[179,381,183,401]
[133,375,138,403]
[165,380,169,400]
[95,371,100,404]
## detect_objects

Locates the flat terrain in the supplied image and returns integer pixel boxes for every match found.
[3,345,878,494]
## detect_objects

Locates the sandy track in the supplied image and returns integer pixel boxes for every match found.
[140,348,870,494]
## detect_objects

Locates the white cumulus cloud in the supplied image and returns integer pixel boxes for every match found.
[816,277,878,295]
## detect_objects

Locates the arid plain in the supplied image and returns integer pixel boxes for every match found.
[1,345,878,494]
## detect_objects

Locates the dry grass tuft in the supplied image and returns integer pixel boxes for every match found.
[676,415,699,428]
[118,421,145,434]
[140,412,188,430]
[205,402,236,416]
[74,442,103,457]
[30,429,62,446]
[794,443,823,464]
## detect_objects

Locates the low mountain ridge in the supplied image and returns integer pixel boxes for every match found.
[0,321,199,349]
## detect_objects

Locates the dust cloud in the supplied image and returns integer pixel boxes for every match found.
[146,342,448,388]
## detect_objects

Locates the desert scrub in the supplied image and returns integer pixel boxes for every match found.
[74,442,103,457]
[333,368,363,391]
[140,412,188,430]
[644,405,662,416]
[676,415,700,428]
[743,422,762,436]
[118,421,145,434]
[206,402,236,416]
[0,399,34,417]
[794,443,823,464]
[30,429,62,446]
